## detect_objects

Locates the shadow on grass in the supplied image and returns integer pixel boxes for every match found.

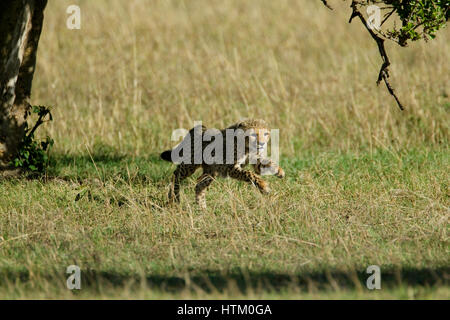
[83,267,450,293]
[46,151,170,183]
[3,267,448,294]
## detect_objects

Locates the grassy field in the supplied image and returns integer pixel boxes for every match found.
[0,0,449,299]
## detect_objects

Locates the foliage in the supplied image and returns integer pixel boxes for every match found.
[359,0,449,46]
[322,0,450,45]
[11,105,54,173]
[321,0,449,110]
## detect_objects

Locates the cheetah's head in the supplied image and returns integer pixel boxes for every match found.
[235,119,270,154]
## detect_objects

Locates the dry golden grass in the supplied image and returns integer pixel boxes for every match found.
[35,0,449,155]
[0,0,448,299]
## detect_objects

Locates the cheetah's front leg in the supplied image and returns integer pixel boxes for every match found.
[254,158,285,179]
[228,166,270,194]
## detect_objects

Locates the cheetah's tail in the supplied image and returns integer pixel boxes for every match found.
[160,150,173,162]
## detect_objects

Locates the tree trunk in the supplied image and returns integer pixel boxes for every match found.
[0,0,47,175]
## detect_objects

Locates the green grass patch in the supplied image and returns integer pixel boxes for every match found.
[0,148,448,298]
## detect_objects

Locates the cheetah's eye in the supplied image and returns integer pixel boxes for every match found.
[264,132,269,137]
[250,133,257,138]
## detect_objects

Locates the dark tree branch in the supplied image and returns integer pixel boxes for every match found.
[321,0,333,10]
[349,1,405,110]
[26,107,51,140]
[381,8,396,26]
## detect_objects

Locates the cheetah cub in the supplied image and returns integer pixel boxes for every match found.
[160,119,285,209]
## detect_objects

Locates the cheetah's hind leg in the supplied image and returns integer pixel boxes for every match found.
[168,164,198,205]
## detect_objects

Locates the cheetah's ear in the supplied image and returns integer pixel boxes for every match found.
[235,118,248,129]
[189,124,207,133]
